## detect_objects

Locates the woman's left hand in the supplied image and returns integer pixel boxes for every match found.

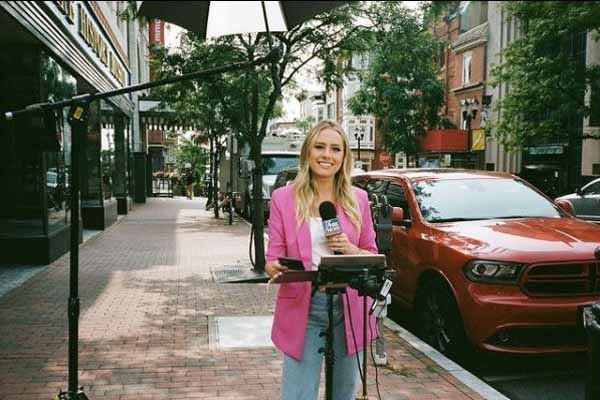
[326,233,360,255]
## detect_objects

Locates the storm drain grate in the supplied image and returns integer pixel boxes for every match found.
[211,265,268,283]
[208,315,274,350]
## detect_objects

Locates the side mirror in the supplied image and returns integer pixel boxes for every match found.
[555,199,575,216]
[391,206,412,228]
[576,187,583,196]
[391,206,404,223]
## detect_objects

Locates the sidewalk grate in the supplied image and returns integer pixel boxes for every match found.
[211,265,269,283]
[209,315,274,350]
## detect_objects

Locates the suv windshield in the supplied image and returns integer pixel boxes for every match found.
[413,178,562,222]
[263,155,299,175]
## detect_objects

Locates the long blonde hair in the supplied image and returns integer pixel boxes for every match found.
[293,120,362,232]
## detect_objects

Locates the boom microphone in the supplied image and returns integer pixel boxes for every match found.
[319,201,342,255]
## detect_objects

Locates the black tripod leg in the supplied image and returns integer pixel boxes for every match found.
[67,116,82,399]
[362,288,368,399]
[325,292,334,400]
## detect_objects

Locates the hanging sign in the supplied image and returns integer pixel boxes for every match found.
[471,129,486,151]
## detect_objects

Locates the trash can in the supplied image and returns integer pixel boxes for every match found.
[585,301,600,400]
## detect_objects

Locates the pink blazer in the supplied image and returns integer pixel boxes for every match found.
[266,184,379,360]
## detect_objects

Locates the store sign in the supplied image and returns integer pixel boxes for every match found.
[528,145,564,155]
[55,1,75,23]
[53,3,127,86]
[79,7,109,65]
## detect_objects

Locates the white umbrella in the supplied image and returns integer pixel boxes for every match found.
[138,1,348,39]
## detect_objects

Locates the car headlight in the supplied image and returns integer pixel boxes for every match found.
[463,260,523,284]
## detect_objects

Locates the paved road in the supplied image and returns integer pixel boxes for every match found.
[473,352,586,400]
[390,310,588,400]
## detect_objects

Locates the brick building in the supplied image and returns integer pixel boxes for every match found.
[424,1,489,169]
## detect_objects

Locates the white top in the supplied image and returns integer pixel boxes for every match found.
[309,217,333,270]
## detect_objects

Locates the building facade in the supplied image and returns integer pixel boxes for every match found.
[484,1,521,174]
[431,1,599,195]
[0,1,149,264]
[426,1,489,169]
[583,30,600,179]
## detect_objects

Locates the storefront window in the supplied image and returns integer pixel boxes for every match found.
[113,112,129,198]
[101,101,116,200]
[0,50,76,236]
[42,53,77,232]
[128,119,135,197]
[81,101,103,206]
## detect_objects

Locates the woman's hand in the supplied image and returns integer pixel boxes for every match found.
[326,233,361,255]
[266,260,288,283]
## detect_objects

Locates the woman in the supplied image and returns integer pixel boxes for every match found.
[265,120,378,400]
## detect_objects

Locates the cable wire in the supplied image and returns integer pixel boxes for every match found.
[369,304,387,400]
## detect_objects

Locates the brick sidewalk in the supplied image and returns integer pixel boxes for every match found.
[0,198,488,400]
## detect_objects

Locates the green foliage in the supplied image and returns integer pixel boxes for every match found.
[296,116,316,134]
[176,137,208,183]
[490,1,600,149]
[150,3,375,267]
[348,2,445,154]
[420,1,460,27]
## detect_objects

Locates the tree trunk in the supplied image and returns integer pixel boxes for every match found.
[212,134,220,219]
[250,73,266,271]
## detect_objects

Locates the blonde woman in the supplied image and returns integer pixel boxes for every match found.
[265,120,378,399]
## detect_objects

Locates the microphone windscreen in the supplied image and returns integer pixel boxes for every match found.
[319,201,337,221]
[319,201,341,237]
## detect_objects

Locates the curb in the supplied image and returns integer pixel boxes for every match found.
[383,318,510,400]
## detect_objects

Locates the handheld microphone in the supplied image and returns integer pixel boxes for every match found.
[319,201,342,255]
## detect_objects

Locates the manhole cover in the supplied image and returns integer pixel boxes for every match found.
[209,316,274,350]
[211,265,268,283]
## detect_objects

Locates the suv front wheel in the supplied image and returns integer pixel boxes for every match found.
[415,277,471,362]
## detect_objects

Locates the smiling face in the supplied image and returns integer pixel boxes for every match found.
[308,128,345,180]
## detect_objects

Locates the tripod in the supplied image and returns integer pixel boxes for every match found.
[317,270,371,400]
[270,254,390,400]
[317,255,389,400]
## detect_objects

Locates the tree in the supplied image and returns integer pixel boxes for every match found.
[176,136,208,187]
[348,2,445,156]
[150,38,258,218]
[295,116,315,135]
[153,3,367,270]
[490,1,600,149]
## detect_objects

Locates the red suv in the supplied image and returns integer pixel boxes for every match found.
[353,169,600,359]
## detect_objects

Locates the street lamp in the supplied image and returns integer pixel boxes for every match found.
[354,125,365,168]
[460,98,479,168]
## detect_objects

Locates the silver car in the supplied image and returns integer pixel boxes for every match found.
[556,177,600,223]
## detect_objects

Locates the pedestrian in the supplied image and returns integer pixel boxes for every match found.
[265,120,378,400]
[185,170,194,200]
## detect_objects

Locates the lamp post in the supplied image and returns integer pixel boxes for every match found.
[354,126,365,168]
[460,98,479,169]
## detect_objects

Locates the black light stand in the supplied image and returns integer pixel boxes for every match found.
[4,51,278,400]
[317,255,390,400]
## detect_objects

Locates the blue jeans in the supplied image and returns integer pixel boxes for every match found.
[280,292,363,400]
